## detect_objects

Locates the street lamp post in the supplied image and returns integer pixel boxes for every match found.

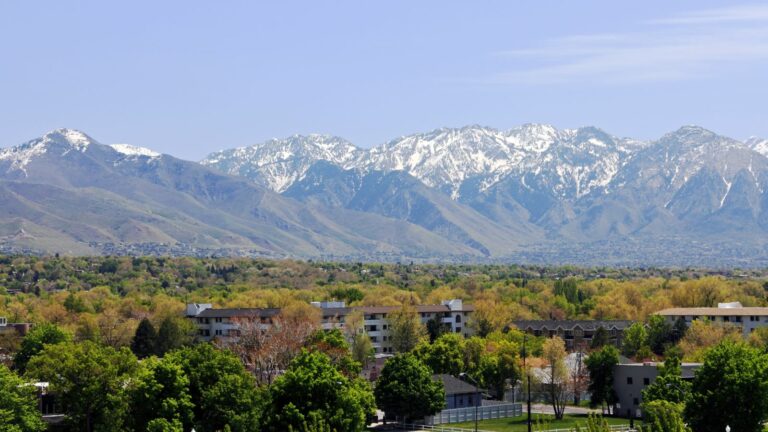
[459,372,481,432]
[524,333,531,432]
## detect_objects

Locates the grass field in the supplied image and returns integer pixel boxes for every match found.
[450,413,629,432]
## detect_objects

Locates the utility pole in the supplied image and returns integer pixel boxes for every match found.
[524,333,531,432]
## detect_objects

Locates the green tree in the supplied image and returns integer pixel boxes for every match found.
[642,355,690,404]
[131,317,158,359]
[155,317,194,356]
[167,343,264,432]
[13,323,70,373]
[0,364,47,432]
[621,322,648,358]
[426,317,448,342]
[684,341,768,432]
[306,328,361,375]
[387,304,426,353]
[374,354,445,422]
[478,339,519,400]
[646,315,673,355]
[265,350,375,432]
[129,356,194,432]
[590,327,609,349]
[414,333,465,376]
[640,400,689,432]
[670,316,688,344]
[24,341,139,432]
[586,345,619,414]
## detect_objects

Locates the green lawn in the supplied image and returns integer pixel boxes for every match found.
[450,413,629,432]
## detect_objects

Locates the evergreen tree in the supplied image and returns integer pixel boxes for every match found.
[156,317,192,356]
[585,345,619,414]
[590,327,609,349]
[131,318,158,359]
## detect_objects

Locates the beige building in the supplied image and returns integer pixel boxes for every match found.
[656,302,768,337]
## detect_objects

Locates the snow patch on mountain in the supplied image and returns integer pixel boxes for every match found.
[747,136,768,157]
[110,144,161,157]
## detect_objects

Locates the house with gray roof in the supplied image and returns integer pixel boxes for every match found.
[432,374,482,409]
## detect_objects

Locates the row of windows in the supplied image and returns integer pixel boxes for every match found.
[626,377,651,385]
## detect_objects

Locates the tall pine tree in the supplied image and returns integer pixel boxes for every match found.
[131,318,158,359]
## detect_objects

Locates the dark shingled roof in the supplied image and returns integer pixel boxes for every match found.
[511,320,634,331]
[432,374,480,395]
[196,308,281,318]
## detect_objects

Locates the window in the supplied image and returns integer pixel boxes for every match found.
[455,327,462,333]
[456,315,462,323]
[643,378,650,385]
[633,398,639,406]
[215,329,222,336]
[215,317,222,323]
[627,377,633,385]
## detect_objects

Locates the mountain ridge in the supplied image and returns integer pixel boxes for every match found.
[3,125,768,266]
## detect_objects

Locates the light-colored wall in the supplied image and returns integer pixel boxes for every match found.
[662,314,768,337]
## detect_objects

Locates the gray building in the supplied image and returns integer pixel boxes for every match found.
[433,374,482,409]
[512,320,633,350]
[612,362,700,418]
[186,299,474,353]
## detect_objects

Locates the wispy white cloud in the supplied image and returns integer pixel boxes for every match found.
[648,4,768,25]
[490,4,768,85]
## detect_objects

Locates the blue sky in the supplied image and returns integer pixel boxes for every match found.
[1,1,767,160]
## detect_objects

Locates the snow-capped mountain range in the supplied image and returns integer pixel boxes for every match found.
[2,125,768,266]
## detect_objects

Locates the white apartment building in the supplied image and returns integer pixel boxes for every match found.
[186,299,474,353]
[656,302,768,337]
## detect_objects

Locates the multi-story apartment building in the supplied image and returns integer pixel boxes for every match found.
[656,302,768,337]
[512,320,633,350]
[186,299,474,353]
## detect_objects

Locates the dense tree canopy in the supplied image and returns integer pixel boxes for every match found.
[685,341,768,432]
[13,323,70,373]
[167,343,264,432]
[265,350,375,432]
[129,356,195,432]
[24,340,139,432]
[0,364,46,432]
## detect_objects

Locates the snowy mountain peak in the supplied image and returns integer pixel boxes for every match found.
[0,128,97,175]
[42,128,94,151]
[110,144,161,158]
[202,134,364,192]
[746,136,768,157]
